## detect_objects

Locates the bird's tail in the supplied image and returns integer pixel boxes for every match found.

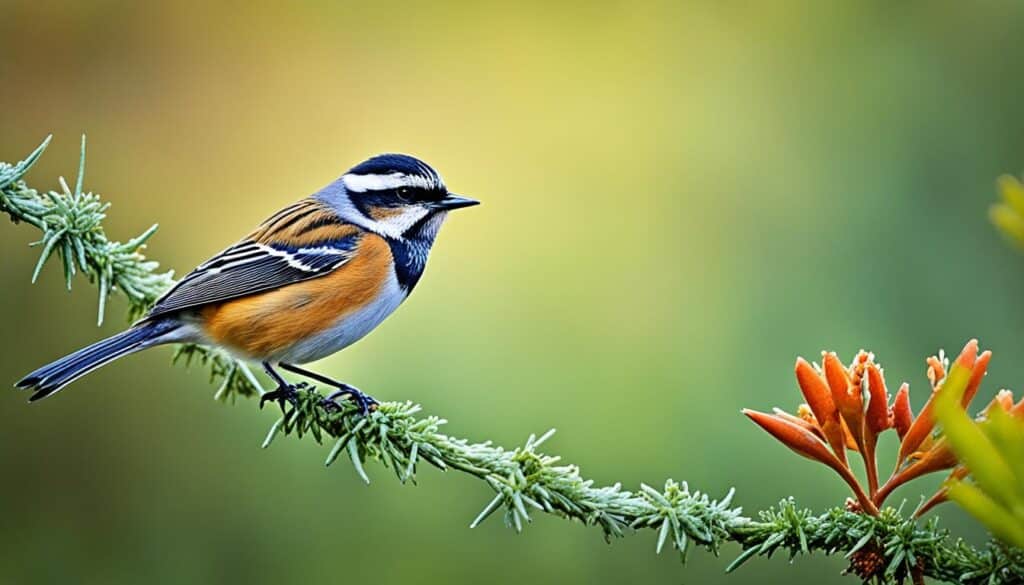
[16,319,181,402]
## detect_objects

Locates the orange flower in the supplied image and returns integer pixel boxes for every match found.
[988,389,1015,414]
[927,355,946,389]
[876,438,958,504]
[795,358,847,466]
[1012,397,1024,418]
[823,352,866,455]
[897,340,978,468]
[962,351,992,409]
[743,409,878,515]
[864,362,891,437]
[746,339,996,519]
[892,384,913,440]
[773,407,825,441]
[861,361,890,495]
[744,409,841,468]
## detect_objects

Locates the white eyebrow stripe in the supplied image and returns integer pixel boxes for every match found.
[341,172,436,193]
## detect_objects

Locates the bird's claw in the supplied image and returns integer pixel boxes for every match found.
[320,387,379,416]
[259,382,310,410]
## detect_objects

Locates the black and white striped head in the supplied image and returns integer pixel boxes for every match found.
[334,154,477,240]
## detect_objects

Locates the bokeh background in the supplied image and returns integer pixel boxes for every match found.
[2,2,1024,583]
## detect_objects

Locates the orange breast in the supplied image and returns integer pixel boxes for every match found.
[199,234,394,359]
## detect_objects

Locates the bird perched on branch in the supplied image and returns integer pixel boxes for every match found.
[16,154,478,413]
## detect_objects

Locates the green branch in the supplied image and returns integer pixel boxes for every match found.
[3,136,1021,584]
[0,135,262,400]
[732,501,1023,583]
[0,135,172,323]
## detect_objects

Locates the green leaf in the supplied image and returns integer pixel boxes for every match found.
[347,439,369,484]
[0,135,50,190]
[980,407,1024,490]
[261,417,284,449]
[934,381,1018,508]
[74,135,86,197]
[470,494,504,529]
[947,481,1024,549]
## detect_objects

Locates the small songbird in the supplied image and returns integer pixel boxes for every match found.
[16,154,478,412]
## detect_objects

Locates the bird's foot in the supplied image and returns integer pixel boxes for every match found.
[320,385,379,417]
[259,382,310,411]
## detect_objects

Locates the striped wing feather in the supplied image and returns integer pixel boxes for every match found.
[145,200,363,319]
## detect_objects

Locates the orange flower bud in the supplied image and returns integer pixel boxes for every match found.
[840,418,860,452]
[877,438,959,504]
[795,357,847,465]
[823,352,859,411]
[996,389,1015,412]
[772,407,825,441]
[927,355,945,389]
[893,383,913,440]
[865,363,891,436]
[977,389,1015,418]
[899,407,937,466]
[909,439,959,473]
[1011,397,1024,418]
[961,350,991,409]
[956,339,979,370]
[897,340,978,468]
[795,358,835,422]
[824,352,866,452]
[860,361,890,497]
[744,409,879,515]
[850,351,870,385]
[744,409,844,471]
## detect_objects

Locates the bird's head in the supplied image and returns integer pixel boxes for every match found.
[334,154,478,241]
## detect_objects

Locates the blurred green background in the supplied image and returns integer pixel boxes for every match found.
[3,1,1024,583]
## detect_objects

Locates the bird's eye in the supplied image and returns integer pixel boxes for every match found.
[396,187,413,202]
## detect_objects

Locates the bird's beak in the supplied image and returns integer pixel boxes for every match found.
[434,193,480,210]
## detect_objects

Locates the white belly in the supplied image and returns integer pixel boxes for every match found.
[273,269,408,364]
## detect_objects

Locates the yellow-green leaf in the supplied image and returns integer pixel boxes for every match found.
[934,387,1018,509]
[947,481,1024,548]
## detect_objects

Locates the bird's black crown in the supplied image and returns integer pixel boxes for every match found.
[348,154,444,188]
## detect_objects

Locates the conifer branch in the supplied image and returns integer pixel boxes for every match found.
[4,137,1021,584]
[0,136,262,399]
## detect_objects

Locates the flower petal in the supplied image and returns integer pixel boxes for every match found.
[795,357,847,465]
[893,383,913,440]
[743,408,878,515]
[865,362,890,436]
[962,350,992,410]
[824,352,866,452]
[744,409,842,469]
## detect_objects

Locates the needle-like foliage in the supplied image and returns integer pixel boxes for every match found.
[0,136,262,399]
[263,389,742,560]
[0,135,173,323]
[731,500,1024,584]
[3,136,1022,584]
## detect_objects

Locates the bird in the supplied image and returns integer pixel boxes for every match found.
[15,153,478,413]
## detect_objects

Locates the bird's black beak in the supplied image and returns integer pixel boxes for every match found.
[434,193,480,210]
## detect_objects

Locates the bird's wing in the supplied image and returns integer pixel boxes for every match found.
[144,199,364,319]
